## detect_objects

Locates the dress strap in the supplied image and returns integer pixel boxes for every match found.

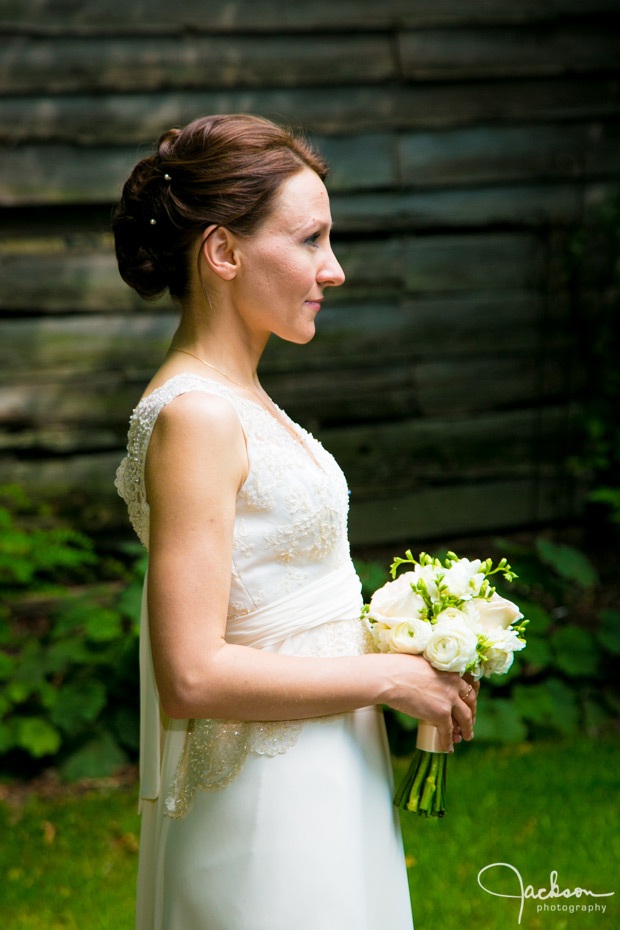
[114,373,249,547]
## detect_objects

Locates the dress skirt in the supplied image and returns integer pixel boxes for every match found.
[136,706,414,930]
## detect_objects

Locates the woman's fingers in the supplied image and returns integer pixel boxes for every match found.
[451,692,474,740]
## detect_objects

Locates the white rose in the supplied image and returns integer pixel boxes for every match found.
[435,606,468,626]
[440,558,485,600]
[482,627,526,677]
[368,573,426,626]
[424,619,479,674]
[387,619,432,654]
[475,593,523,634]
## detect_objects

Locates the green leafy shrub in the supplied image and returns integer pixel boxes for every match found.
[0,485,145,779]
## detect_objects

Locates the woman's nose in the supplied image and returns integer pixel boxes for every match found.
[318,247,345,288]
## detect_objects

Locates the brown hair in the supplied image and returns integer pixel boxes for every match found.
[112,114,328,301]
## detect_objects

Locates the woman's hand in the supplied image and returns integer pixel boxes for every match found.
[381,655,479,752]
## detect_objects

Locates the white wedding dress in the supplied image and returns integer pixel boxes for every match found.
[115,372,414,930]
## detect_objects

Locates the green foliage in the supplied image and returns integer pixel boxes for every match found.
[0,485,146,778]
[567,197,620,527]
[354,558,390,603]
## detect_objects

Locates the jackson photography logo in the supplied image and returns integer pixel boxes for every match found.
[477,862,615,924]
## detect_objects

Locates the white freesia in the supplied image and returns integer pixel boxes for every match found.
[369,622,392,653]
[424,618,479,674]
[388,619,432,654]
[440,558,485,600]
[475,593,523,633]
[367,572,426,626]
[482,627,526,677]
[410,563,440,599]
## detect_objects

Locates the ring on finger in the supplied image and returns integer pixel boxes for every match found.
[461,684,473,699]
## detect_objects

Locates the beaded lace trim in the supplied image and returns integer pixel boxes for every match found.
[164,617,375,820]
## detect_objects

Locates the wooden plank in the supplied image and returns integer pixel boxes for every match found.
[332,184,585,232]
[0,290,571,380]
[2,451,579,541]
[0,232,544,313]
[2,0,618,34]
[398,123,620,188]
[0,348,576,435]
[3,121,619,205]
[399,26,620,80]
[320,406,577,496]
[403,233,544,292]
[0,35,394,94]
[0,134,395,206]
[2,79,619,144]
[347,477,580,545]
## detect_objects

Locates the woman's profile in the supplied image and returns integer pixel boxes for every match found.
[113,113,477,929]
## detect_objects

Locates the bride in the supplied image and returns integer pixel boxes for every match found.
[113,114,478,930]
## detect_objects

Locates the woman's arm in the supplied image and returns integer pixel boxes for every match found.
[145,392,474,751]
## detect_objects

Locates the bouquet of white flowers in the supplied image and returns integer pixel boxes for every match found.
[365,550,528,817]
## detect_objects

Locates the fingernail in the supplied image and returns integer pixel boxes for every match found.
[449,745,454,753]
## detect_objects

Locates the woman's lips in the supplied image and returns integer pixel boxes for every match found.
[305,299,323,311]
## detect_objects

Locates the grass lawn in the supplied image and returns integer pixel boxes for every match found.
[1,738,618,929]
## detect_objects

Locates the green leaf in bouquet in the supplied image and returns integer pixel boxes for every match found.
[50,679,107,733]
[15,717,62,757]
[535,538,599,589]
[551,626,600,677]
[473,694,527,743]
[597,608,620,655]
[59,730,128,781]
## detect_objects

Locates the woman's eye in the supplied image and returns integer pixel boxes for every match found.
[304,233,320,246]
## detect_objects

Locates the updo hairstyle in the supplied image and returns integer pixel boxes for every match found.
[113,114,328,301]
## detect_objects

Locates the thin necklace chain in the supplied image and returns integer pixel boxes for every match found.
[169,346,313,456]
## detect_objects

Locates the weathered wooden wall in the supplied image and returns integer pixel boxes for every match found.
[1,1,619,544]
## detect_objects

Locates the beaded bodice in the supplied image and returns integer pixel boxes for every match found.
[115,372,352,616]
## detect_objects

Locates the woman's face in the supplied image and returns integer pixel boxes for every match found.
[229,166,345,345]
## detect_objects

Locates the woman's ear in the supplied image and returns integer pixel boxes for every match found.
[200,225,239,281]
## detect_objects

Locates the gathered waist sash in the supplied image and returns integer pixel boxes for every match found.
[225,562,363,650]
[139,562,363,804]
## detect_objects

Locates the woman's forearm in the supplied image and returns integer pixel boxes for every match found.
[161,643,393,720]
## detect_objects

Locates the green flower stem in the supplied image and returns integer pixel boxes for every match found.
[419,754,439,813]
[393,754,418,808]
[394,749,449,818]
[396,749,430,813]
